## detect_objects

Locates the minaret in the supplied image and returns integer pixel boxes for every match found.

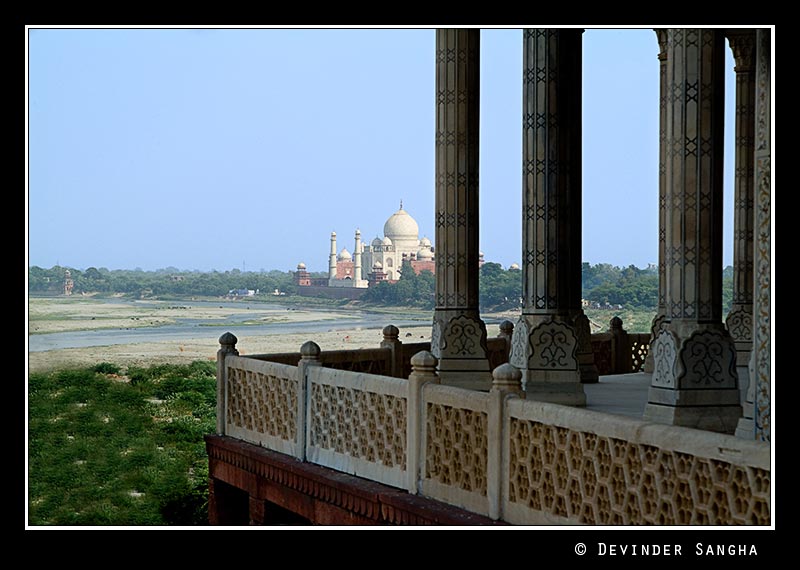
[354,229,362,284]
[329,231,337,284]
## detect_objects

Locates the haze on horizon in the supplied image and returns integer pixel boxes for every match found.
[27,27,739,274]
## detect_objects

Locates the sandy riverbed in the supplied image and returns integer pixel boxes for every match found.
[28,296,507,373]
[27,325,449,373]
[28,296,357,335]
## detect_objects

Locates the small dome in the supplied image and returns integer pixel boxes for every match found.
[382,236,393,246]
[297,262,307,270]
[417,248,433,260]
[509,263,520,270]
[338,248,352,261]
[419,236,432,247]
[479,251,485,258]
[371,237,383,248]
[384,206,419,240]
[373,261,383,269]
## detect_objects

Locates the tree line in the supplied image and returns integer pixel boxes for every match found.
[27,265,310,298]
[28,262,734,313]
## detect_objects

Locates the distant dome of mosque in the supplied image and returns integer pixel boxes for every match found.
[419,236,432,247]
[417,248,433,260]
[297,262,307,270]
[384,204,419,240]
[509,263,520,270]
[338,248,352,261]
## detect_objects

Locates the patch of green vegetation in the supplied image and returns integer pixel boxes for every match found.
[28,361,216,526]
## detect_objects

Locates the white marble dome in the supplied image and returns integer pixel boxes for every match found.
[417,248,433,260]
[382,236,393,246]
[509,263,520,270]
[384,207,419,240]
[419,236,432,247]
[371,237,383,248]
[297,262,307,270]
[338,248,352,261]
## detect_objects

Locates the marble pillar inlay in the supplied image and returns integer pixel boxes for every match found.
[643,29,741,433]
[725,30,757,414]
[644,29,669,374]
[431,28,491,390]
[752,29,771,443]
[509,29,589,405]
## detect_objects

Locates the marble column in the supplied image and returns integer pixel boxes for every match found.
[644,29,669,374]
[752,29,771,442]
[724,30,757,409]
[643,29,741,433]
[430,28,492,390]
[509,29,587,406]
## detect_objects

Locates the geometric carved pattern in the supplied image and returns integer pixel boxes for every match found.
[440,314,486,358]
[677,329,738,389]
[226,367,297,441]
[507,419,771,524]
[309,384,407,469]
[652,330,678,388]
[528,320,578,370]
[509,318,529,369]
[726,306,754,343]
[425,403,488,495]
[753,28,770,443]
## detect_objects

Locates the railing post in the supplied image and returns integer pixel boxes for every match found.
[216,332,238,435]
[488,363,524,520]
[381,324,403,378]
[608,317,631,374]
[498,320,515,363]
[297,340,321,461]
[407,350,439,494]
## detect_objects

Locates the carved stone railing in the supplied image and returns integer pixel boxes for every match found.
[248,347,392,376]
[504,400,770,525]
[241,317,645,384]
[216,334,770,525]
[589,317,650,376]
[306,362,409,489]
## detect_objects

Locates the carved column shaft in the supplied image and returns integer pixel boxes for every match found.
[645,29,670,374]
[752,29,771,442]
[431,29,491,390]
[644,29,741,433]
[725,29,756,373]
[510,29,587,405]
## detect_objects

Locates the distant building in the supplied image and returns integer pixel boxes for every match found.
[227,289,255,298]
[294,203,437,290]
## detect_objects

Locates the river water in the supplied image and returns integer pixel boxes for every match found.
[28,299,437,353]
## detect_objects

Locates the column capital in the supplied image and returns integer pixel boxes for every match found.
[726,29,757,72]
[654,28,668,60]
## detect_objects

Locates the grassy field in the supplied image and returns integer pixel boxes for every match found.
[28,361,215,526]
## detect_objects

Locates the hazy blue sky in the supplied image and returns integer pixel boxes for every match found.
[27,27,739,273]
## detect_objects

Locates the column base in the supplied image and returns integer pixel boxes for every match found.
[523,376,586,407]
[735,416,755,439]
[643,403,742,434]
[736,364,751,406]
[511,314,586,406]
[432,310,492,391]
[437,359,493,391]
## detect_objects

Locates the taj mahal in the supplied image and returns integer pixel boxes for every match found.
[295,202,472,293]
